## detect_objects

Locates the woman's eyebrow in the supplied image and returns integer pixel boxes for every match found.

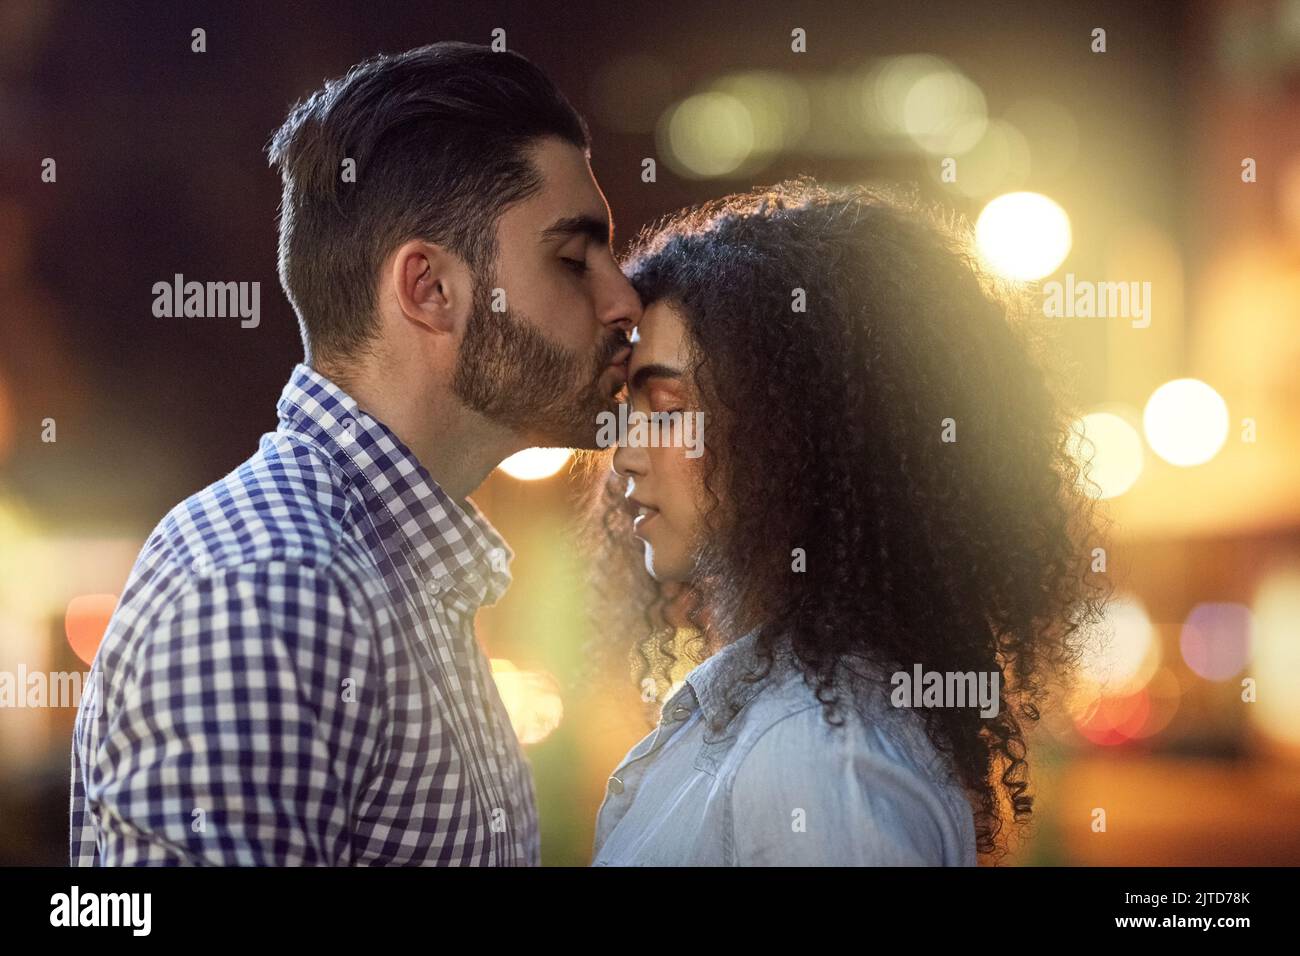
[630,363,683,391]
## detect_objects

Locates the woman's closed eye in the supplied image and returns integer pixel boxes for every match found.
[648,386,684,415]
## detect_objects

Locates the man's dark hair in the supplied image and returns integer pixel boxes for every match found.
[266,42,590,364]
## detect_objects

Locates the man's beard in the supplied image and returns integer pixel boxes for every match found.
[451,273,628,448]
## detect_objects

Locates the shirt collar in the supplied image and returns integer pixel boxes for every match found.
[274,362,512,608]
[680,627,793,733]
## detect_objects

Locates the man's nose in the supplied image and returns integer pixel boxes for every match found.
[598,268,642,336]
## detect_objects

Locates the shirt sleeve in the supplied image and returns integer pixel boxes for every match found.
[728,707,966,866]
[78,561,381,865]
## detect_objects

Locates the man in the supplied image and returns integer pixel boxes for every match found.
[71,42,640,865]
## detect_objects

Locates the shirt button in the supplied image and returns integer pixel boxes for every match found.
[670,706,691,720]
[427,578,451,597]
[607,776,624,795]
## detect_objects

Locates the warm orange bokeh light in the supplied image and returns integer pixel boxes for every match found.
[0,373,14,465]
[64,593,118,665]
[1073,690,1152,747]
[490,659,564,745]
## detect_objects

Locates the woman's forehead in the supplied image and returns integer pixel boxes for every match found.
[630,301,688,367]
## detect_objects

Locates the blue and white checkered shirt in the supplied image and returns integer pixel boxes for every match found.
[71,363,539,865]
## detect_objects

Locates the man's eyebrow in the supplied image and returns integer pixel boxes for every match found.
[630,363,683,391]
[539,213,611,246]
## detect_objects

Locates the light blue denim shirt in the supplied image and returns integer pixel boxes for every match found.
[592,630,978,866]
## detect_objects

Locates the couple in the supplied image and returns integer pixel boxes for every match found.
[71,42,1101,866]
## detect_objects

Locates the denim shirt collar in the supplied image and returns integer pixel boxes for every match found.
[274,362,512,608]
[682,627,795,735]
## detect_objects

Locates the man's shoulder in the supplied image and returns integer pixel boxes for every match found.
[152,432,359,577]
[104,434,385,650]
[91,434,384,681]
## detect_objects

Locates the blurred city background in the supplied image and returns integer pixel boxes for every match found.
[1,0,1299,864]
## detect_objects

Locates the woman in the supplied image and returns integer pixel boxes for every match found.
[585,178,1109,866]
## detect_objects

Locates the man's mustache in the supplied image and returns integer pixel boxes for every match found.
[596,329,633,366]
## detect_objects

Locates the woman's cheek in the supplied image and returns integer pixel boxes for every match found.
[663,448,707,554]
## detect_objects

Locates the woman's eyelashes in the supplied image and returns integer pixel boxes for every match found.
[648,387,685,415]
[561,256,589,275]
[624,397,684,416]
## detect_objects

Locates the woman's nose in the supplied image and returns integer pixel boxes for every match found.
[612,440,646,479]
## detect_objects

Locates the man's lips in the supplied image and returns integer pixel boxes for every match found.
[604,347,632,392]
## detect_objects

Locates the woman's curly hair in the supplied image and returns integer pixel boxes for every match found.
[581,177,1112,862]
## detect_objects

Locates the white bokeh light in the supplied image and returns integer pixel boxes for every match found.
[975,191,1072,281]
[498,447,571,481]
[1067,411,1145,499]
[1143,378,1230,467]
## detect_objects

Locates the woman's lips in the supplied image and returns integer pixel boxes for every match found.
[628,498,660,538]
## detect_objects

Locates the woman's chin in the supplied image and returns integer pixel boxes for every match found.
[641,545,692,584]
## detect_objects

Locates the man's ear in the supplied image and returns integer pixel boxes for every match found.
[388,239,472,337]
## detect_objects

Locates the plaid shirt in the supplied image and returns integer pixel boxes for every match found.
[71,363,539,865]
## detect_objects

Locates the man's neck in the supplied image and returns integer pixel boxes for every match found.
[313,359,521,504]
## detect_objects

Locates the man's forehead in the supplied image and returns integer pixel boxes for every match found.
[525,140,611,234]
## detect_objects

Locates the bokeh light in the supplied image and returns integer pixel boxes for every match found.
[864,54,949,133]
[65,593,118,666]
[1249,570,1300,747]
[945,119,1033,198]
[1180,602,1252,681]
[1069,615,1177,747]
[0,371,14,465]
[712,71,809,167]
[658,91,755,178]
[1076,594,1160,697]
[490,660,564,745]
[1073,689,1152,747]
[1143,378,1230,467]
[975,191,1072,280]
[899,64,987,154]
[1067,410,1145,499]
[498,448,572,481]
[1129,667,1183,740]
